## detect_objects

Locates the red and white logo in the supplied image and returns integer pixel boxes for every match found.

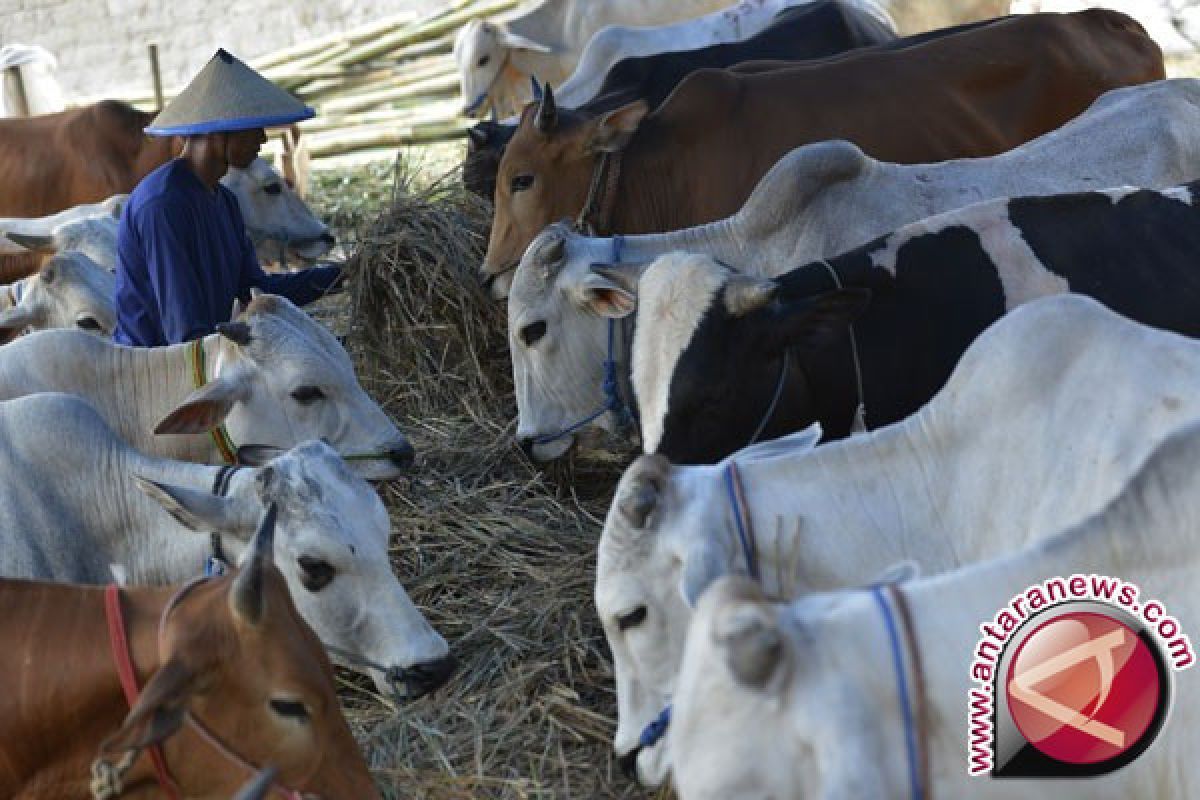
[1006,611,1162,767]
[967,575,1191,778]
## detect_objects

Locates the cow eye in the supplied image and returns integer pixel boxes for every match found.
[477,55,490,67]
[269,698,310,721]
[75,316,103,332]
[519,320,547,347]
[511,174,534,193]
[263,182,283,195]
[298,556,335,592]
[291,386,325,405]
[617,606,647,631]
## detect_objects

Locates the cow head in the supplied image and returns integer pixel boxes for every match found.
[464,120,517,201]
[221,158,334,267]
[0,194,124,270]
[483,90,649,299]
[632,254,869,463]
[153,293,415,480]
[670,577,907,799]
[0,252,115,342]
[510,223,647,461]
[596,428,822,786]
[455,19,554,119]
[136,440,454,703]
[98,507,382,798]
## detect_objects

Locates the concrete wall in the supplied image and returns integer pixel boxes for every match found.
[0,0,445,102]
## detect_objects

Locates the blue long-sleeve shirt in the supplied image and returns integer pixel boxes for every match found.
[114,159,341,347]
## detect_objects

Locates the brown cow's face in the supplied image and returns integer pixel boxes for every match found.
[99,509,382,798]
[483,99,649,300]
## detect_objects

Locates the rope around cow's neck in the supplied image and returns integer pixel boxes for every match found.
[188,339,240,465]
[871,582,931,800]
[532,236,640,447]
[816,259,867,434]
[93,579,305,800]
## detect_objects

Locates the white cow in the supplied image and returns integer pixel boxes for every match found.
[0,195,123,269]
[455,0,738,119]
[553,0,896,109]
[1012,1,1200,54]
[0,392,453,702]
[671,416,1200,797]
[0,251,115,340]
[509,78,1200,460]
[596,295,1200,785]
[0,292,413,479]
[0,157,333,270]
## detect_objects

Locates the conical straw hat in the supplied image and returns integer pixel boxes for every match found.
[145,48,313,136]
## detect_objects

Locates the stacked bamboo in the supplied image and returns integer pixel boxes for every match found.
[124,0,523,166]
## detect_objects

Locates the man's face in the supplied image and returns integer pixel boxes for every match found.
[225,128,267,169]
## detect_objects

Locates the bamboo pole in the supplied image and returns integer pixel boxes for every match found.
[250,11,419,70]
[332,0,519,68]
[148,44,164,111]
[320,73,460,115]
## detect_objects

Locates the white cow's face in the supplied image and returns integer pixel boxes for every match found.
[0,252,115,341]
[455,20,507,118]
[221,159,333,265]
[154,294,413,479]
[138,440,453,702]
[595,454,731,787]
[510,224,642,461]
[671,578,896,800]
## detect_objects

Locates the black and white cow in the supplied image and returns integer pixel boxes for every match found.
[614,181,1200,463]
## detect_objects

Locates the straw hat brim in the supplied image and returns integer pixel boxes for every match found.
[145,48,315,136]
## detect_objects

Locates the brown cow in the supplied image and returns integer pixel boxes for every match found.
[483,9,1164,296]
[0,100,179,218]
[0,507,381,799]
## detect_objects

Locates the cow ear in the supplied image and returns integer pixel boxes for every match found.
[714,602,784,689]
[759,288,871,354]
[99,658,196,755]
[134,476,257,540]
[576,267,637,318]
[3,232,57,254]
[154,373,250,435]
[587,101,649,154]
[499,29,555,53]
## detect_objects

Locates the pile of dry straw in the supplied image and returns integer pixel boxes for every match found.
[341,161,648,799]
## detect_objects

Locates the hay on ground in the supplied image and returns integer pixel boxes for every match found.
[342,159,649,799]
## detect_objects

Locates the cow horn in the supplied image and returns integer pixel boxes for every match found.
[716,603,783,689]
[530,76,543,103]
[230,503,277,626]
[536,83,556,132]
[216,321,253,346]
[618,454,667,529]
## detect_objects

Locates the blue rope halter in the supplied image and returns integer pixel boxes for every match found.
[871,583,928,800]
[533,236,638,446]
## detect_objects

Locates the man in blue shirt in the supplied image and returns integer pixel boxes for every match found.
[114,49,342,347]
